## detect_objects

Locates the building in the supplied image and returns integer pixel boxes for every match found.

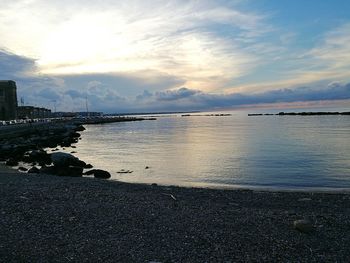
[17,106,52,119]
[76,111,103,117]
[0,80,18,120]
[52,111,103,118]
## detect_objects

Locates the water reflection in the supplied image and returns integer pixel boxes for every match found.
[70,113,350,189]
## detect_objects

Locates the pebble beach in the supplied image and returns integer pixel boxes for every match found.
[1,165,350,262]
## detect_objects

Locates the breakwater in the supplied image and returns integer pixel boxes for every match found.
[0,116,152,139]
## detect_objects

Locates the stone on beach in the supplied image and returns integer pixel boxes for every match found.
[51,152,85,168]
[293,219,314,233]
[39,165,83,177]
[84,169,111,179]
[23,150,51,165]
[74,125,86,132]
[27,167,40,174]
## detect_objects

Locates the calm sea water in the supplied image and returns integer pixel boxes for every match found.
[70,111,350,190]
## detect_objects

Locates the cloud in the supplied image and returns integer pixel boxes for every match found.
[65,89,85,99]
[130,83,350,112]
[309,23,350,70]
[1,45,349,113]
[155,88,200,101]
[0,49,36,77]
[0,0,264,91]
[36,88,61,100]
[1,2,350,113]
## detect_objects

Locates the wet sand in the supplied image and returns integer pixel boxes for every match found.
[1,168,350,262]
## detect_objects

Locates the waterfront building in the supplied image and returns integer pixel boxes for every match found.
[0,80,18,120]
[17,106,52,119]
[76,111,103,117]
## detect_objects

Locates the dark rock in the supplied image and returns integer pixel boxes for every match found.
[85,163,93,169]
[28,167,40,174]
[69,132,81,138]
[75,160,87,168]
[18,167,28,172]
[145,166,150,169]
[74,125,85,131]
[25,150,51,165]
[39,166,57,175]
[47,142,58,148]
[293,219,314,233]
[51,152,84,167]
[6,158,18,166]
[60,139,72,147]
[84,169,111,179]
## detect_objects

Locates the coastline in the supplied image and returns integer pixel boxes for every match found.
[1,169,350,262]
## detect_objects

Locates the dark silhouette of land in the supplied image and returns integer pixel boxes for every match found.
[248,111,350,116]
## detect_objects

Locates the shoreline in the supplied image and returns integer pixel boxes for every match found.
[3,159,350,194]
[4,162,350,194]
[1,169,350,261]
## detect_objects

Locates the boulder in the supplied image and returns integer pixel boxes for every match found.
[84,169,111,179]
[69,132,81,138]
[85,163,93,169]
[51,152,83,167]
[28,167,40,174]
[18,167,28,172]
[25,150,51,165]
[74,125,85,131]
[39,165,57,175]
[39,165,83,177]
[293,219,314,233]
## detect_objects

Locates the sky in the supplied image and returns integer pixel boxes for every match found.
[1,0,350,113]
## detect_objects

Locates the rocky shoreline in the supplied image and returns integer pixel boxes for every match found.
[0,116,154,179]
[0,120,113,179]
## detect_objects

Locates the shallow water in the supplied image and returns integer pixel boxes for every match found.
[70,111,350,190]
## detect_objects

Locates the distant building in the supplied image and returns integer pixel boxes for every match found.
[17,106,52,119]
[0,80,18,120]
[76,112,103,117]
[52,111,103,118]
[51,112,77,118]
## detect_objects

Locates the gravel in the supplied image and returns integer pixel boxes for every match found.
[1,169,350,262]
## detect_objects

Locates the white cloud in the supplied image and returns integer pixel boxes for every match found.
[227,22,350,95]
[0,0,265,91]
[308,23,350,70]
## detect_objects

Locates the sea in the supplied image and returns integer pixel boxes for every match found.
[68,109,350,190]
